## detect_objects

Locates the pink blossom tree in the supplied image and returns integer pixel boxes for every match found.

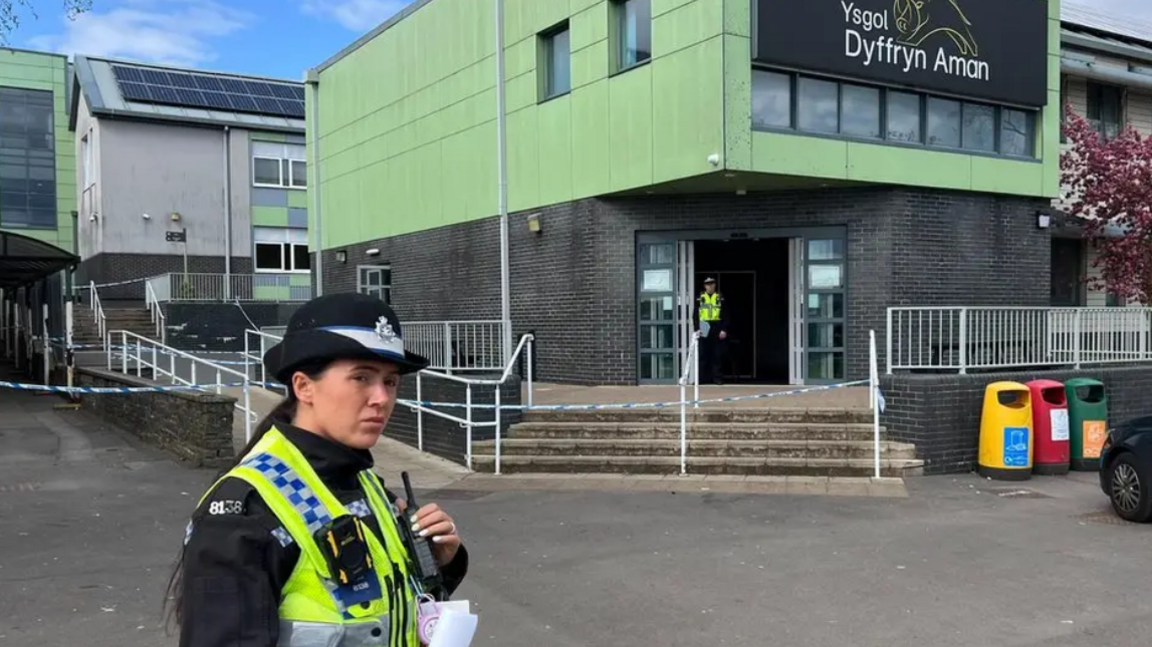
[1060,102,1152,305]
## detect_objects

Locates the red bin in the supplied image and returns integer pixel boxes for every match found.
[1026,379,1070,475]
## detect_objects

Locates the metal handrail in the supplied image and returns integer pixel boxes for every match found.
[110,329,253,442]
[90,280,108,351]
[145,281,168,345]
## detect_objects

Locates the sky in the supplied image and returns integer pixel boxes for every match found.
[2,0,1152,81]
[6,0,420,80]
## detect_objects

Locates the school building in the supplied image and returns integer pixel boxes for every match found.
[304,0,1061,386]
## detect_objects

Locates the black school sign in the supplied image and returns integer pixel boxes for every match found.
[753,0,1049,107]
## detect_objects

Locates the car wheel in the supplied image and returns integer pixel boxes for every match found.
[1108,454,1152,523]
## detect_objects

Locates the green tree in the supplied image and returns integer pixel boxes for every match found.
[0,0,91,42]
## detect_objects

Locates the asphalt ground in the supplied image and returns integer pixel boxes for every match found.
[1,376,1149,647]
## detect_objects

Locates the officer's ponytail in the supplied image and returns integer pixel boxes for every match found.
[163,360,329,632]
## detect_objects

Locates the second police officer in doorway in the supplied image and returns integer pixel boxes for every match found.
[167,292,470,647]
[696,277,726,385]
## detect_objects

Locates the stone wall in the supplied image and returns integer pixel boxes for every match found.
[320,186,1050,385]
[385,373,523,465]
[880,364,1152,474]
[76,368,236,467]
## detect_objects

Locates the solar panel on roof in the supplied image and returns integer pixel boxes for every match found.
[109,63,306,119]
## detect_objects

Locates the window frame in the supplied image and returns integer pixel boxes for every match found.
[0,87,57,230]
[252,155,285,188]
[357,264,393,305]
[750,67,1039,161]
[611,0,652,75]
[253,226,310,274]
[1086,80,1124,142]
[251,142,307,190]
[539,21,572,102]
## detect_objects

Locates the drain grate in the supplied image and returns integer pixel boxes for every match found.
[1077,510,1143,527]
[990,487,1053,499]
[0,482,41,494]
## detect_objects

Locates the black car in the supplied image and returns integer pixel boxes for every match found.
[1100,416,1152,523]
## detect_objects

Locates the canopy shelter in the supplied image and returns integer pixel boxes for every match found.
[0,230,78,291]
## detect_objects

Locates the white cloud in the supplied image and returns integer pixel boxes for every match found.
[28,0,252,68]
[302,0,410,33]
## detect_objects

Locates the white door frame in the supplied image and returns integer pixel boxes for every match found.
[676,240,695,376]
[788,237,805,385]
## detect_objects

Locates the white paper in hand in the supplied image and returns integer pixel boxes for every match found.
[427,609,479,647]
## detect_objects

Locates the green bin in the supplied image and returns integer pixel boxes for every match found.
[1065,378,1108,472]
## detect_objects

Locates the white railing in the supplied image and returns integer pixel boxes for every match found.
[243,329,287,390]
[243,327,535,475]
[412,333,534,474]
[110,330,254,442]
[147,273,312,303]
[90,280,107,351]
[404,320,507,372]
[887,306,1152,373]
[144,281,168,345]
[677,334,701,475]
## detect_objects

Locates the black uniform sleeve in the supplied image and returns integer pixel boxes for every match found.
[179,477,298,647]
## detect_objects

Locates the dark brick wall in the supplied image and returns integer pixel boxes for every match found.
[386,373,522,466]
[880,364,1152,475]
[78,253,252,301]
[162,302,302,351]
[321,187,1051,385]
[76,367,236,467]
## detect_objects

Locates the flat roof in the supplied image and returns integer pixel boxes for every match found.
[71,54,306,133]
[311,0,1152,78]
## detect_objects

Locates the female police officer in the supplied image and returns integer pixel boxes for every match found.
[167,293,469,647]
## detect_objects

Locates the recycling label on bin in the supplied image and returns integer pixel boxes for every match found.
[1003,427,1030,467]
[1083,421,1107,459]
[1050,409,1070,442]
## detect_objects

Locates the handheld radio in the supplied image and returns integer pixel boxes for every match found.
[399,471,443,595]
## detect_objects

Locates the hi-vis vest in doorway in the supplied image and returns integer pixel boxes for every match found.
[199,427,420,647]
[698,292,722,323]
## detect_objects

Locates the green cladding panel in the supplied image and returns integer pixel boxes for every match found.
[312,0,726,250]
[312,0,1060,249]
[0,50,75,255]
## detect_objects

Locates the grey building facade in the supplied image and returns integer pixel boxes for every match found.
[69,55,310,302]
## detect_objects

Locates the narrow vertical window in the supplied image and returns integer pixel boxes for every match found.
[615,0,651,71]
[541,24,571,100]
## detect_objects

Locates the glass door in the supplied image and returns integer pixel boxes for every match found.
[637,242,677,383]
[805,238,847,383]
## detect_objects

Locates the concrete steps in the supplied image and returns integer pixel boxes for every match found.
[73,308,159,346]
[473,407,923,478]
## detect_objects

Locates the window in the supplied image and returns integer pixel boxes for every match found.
[751,71,791,129]
[1087,81,1123,141]
[614,0,651,72]
[252,141,306,189]
[540,24,571,100]
[840,85,881,139]
[0,88,56,229]
[357,265,392,304]
[253,226,310,272]
[887,92,922,143]
[751,68,1038,159]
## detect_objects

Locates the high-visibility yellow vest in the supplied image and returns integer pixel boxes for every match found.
[698,292,722,323]
[198,427,420,647]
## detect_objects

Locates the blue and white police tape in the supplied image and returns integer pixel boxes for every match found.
[396,379,873,411]
[0,380,252,394]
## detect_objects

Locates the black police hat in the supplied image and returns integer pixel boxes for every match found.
[263,292,430,384]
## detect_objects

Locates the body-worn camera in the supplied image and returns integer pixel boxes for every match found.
[315,515,374,585]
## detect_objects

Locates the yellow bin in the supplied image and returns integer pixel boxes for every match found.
[978,381,1034,481]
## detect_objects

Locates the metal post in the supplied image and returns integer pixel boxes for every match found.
[958,307,968,375]
[41,303,49,387]
[121,332,127,374]
[306,74,324,297]
[526,336,533,408]
[680,373,687,476]
[244,380,252,443]
[136,338,142,378]
[416,373,424,451]
[495,0,512,366]
[65,299,74,394]
[1074,310,1083,370]
[223,125,233,301]
[870,330,881,480]
[465,384,474,470]
[693,334,699,410]
[885,308,893,375]
[495,383,502,475]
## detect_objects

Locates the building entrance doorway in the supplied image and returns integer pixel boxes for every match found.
[637,228,847,386]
